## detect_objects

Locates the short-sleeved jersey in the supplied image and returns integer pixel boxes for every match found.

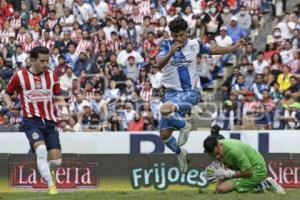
[220,139,266,172]
[157,38,210,92]
[5,67,61,122]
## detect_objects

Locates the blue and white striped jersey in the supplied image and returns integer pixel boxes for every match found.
[157,38,211,91]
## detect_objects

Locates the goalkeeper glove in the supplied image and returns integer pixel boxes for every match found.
[215,168,236,180]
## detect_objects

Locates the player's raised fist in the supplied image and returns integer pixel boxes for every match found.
[170,42,183,54]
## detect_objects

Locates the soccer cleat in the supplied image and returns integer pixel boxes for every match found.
[178,148,188,173]
[177,122,192,146]
[48,184,58,195]
[265,177,285,194]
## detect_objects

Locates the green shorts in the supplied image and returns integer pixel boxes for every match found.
[230,165,267,193]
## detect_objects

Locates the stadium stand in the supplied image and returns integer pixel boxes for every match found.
[1,0,300,132]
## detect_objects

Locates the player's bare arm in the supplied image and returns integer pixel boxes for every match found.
[157,42,182,70]
[210,39,245,55]
[3,93,14,110]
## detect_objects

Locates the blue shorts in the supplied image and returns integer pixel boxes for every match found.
[163,89,199,117]
[22,117,61,151]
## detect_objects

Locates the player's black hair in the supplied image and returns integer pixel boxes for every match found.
[203,136,218,153]
[168,17,188,33]
[210,125,225,139]
[30,46,49,59]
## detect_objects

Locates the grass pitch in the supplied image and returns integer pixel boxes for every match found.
[0,190,298,200]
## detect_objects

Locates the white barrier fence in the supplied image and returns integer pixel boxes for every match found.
[0,130,299,154]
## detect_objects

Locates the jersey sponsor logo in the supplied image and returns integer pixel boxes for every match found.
[170,59,192,66]
[35,81,42,89]
[24,89,52,102]
[32,132,39,140]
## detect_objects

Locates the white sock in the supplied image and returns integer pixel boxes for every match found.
[48,159,62,171]
[36,145,53,187]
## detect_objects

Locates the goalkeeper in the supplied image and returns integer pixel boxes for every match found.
[203,137,284,193]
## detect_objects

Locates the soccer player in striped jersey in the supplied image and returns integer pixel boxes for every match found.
[157,17,245,173]
[3,46,66,195]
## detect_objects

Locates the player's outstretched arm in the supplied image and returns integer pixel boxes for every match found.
[210,39,245,55]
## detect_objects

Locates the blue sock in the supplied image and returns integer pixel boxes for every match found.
[164,136,181,155]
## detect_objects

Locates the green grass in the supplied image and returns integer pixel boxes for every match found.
[0,190,298,200]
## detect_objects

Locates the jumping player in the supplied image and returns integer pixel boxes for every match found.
[203,137,285,194]
[157,17,245,172]
[3,46,65,195]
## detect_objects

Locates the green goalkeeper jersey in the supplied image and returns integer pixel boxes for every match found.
[220,139,266,173]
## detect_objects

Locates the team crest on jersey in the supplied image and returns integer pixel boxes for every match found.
[190,45,195,51]
[35,81,42,89]
[32,132,39,140]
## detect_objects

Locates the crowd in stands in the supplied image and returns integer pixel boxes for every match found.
[0,0,298,132]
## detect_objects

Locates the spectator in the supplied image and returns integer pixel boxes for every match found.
[117,42,144,66]
[235,5,252,35]
[253,51,269,74]
[11,45,27,68]
[227,16,246,44]
[239,43,256,64]
[0,55,13,83]
[252,74,269,100]
[0,114,18,132]
[69,93,90,115]
[215,26,233,75]
[55,30,78,54]
[123,102,136,125]
[140,81,153,102]
[91,0,109,21]
[127,113,144,131]
[270,82,282,103]
[280,40,294,65]
[232,74,248,100]
[74,52,92,76]
[73,0,92,30]
[242,63,256,87]
[262,67,275,86]
[202,3,223,39]
[220,66,241,100]
[124,56,139,81]
[108,113,124,131]
[277,65,292,92]
[221,4,233,27]
[148,65,162,93]
[60,66,77,93]
[288,76,300,96]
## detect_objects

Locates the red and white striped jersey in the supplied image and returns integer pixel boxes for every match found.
[0,30,9,44]
[17,33,27,45]
[39,39,54,50]
[47,19,59,30]
[138,0,150,16]
[75,39,92,55]
[5,68,61,122]
[132,14,144,24]
[23,41,36,53]
[140,88,153,102]
[10,17,21,30]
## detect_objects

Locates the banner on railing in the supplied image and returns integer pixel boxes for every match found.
[1,130,300,154]
[0,154,298,192]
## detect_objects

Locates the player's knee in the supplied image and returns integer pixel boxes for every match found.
[35,145,48,160]
[215,185,228,194]
[49,159,62,168]
[159,102,176,116]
